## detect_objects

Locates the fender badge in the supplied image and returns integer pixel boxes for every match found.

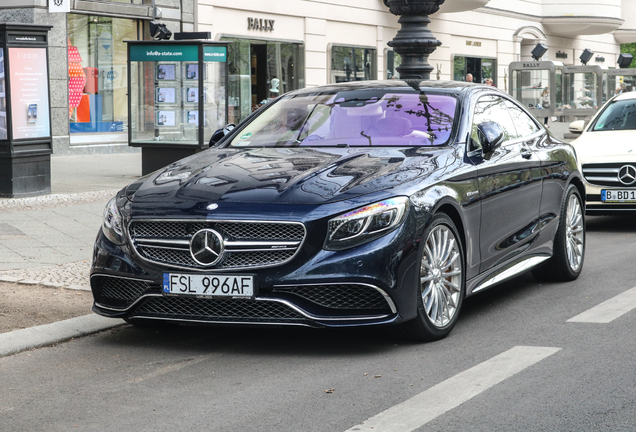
[206,203,219,211]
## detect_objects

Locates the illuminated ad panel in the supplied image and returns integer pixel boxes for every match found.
[9,47,51,139]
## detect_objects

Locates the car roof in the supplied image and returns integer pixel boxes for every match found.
[290,79,487,97]
[613,91,636,102]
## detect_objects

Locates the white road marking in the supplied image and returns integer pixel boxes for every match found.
[567,285,636,323]
[344,346,561,432]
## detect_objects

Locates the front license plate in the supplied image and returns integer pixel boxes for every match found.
[163,273,256,298]
[601,189,636,203]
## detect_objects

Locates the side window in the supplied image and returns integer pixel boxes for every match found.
[470,95,519,149]
[506,100,540,138]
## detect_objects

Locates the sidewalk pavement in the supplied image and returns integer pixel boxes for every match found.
[0,152,142,356]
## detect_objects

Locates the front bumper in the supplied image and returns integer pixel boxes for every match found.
[90,217,422,328]
[584,182,636,214]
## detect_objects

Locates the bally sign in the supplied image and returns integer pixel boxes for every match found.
[248,18,275,32]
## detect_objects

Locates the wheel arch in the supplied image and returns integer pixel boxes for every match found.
[433,201,467,256]
[569,175,586,204]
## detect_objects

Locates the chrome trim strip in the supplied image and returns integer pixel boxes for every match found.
[472,255,551,293]
[136,239,190,247]
[135,239,300,249]
[126,218,307,272]
[585,176,621,183]
[124,315,399,328]
[96,293,392,322]
[583,168,620,173]
[227,241,301,248]
[273,282,398,314]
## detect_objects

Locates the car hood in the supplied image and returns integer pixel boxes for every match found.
[128,146,454,205]
[572,130,636,163]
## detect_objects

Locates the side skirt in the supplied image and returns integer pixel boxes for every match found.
[467,255,551,295]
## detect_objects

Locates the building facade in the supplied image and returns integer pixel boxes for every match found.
[1,0,635,154]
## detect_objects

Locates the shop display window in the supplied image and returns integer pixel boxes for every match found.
[511,69,552,110]
[68,14,138,136]
[453,55,497,85]
[222,37,305,124]
[386,50,401,80]
[331,46,377,83]
[564,72,599,110]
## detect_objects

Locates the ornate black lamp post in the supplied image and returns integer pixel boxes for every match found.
[384,0,445,80]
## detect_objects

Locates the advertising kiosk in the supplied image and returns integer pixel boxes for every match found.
[562,65,606,117]
[127,40,229,175]
[508,60,564,120]
[0,23,53,197]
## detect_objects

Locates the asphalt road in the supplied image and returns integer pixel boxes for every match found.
[1,214,635,432]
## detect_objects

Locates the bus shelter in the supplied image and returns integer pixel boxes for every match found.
[509,61,564,119]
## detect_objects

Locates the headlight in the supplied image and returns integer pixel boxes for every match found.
[324,197,409,251]
[103,196,125,245]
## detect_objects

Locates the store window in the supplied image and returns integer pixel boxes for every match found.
[221,37,304,125]
[67,15,139,136]
[386,50,401,80]
[453,55,496,85]
[331,46,377,83]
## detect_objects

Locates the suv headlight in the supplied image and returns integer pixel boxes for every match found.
[324,197,409,251]
[103,196,125,245]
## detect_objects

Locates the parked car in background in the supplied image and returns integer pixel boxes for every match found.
[91,80,585,341]
[570,91,636,214]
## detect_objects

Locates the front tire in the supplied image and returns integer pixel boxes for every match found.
[397,213,465,342]
[532,184,585,281]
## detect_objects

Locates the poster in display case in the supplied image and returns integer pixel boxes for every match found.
[156,87,176,104]
[156,63,176,80]
[185,63,199,80]
[127,40,229,174]
[186,87,198,103]
[157,110,176,126]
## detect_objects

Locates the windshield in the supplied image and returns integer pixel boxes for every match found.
[592,98,636,131]
[228,90,458,148]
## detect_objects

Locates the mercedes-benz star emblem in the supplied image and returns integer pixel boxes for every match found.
[190,229,224,266]
[618,165,636,185]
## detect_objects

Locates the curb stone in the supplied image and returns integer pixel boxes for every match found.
[0,314,125,358]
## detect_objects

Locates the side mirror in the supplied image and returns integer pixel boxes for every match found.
[209,124,236,146]
[568,120,586,135]
[477,122,504,154]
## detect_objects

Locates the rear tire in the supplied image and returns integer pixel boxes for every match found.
[397,213,465,342]
[532,184,585,281]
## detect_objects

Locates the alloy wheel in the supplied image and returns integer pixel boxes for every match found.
[420,224,463,328]
[566,194,584,272]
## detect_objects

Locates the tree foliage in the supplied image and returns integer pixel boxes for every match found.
[621,43,636,66]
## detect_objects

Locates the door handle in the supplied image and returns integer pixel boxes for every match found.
[521,148,533,159]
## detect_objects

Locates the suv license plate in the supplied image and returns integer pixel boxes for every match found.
[163,274,255,298]
[601,190,636,203]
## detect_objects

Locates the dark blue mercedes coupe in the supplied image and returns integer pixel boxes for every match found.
[91,80,586,341]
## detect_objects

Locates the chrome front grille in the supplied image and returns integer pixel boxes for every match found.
[583,163,636,187]
[129,220,306,270]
